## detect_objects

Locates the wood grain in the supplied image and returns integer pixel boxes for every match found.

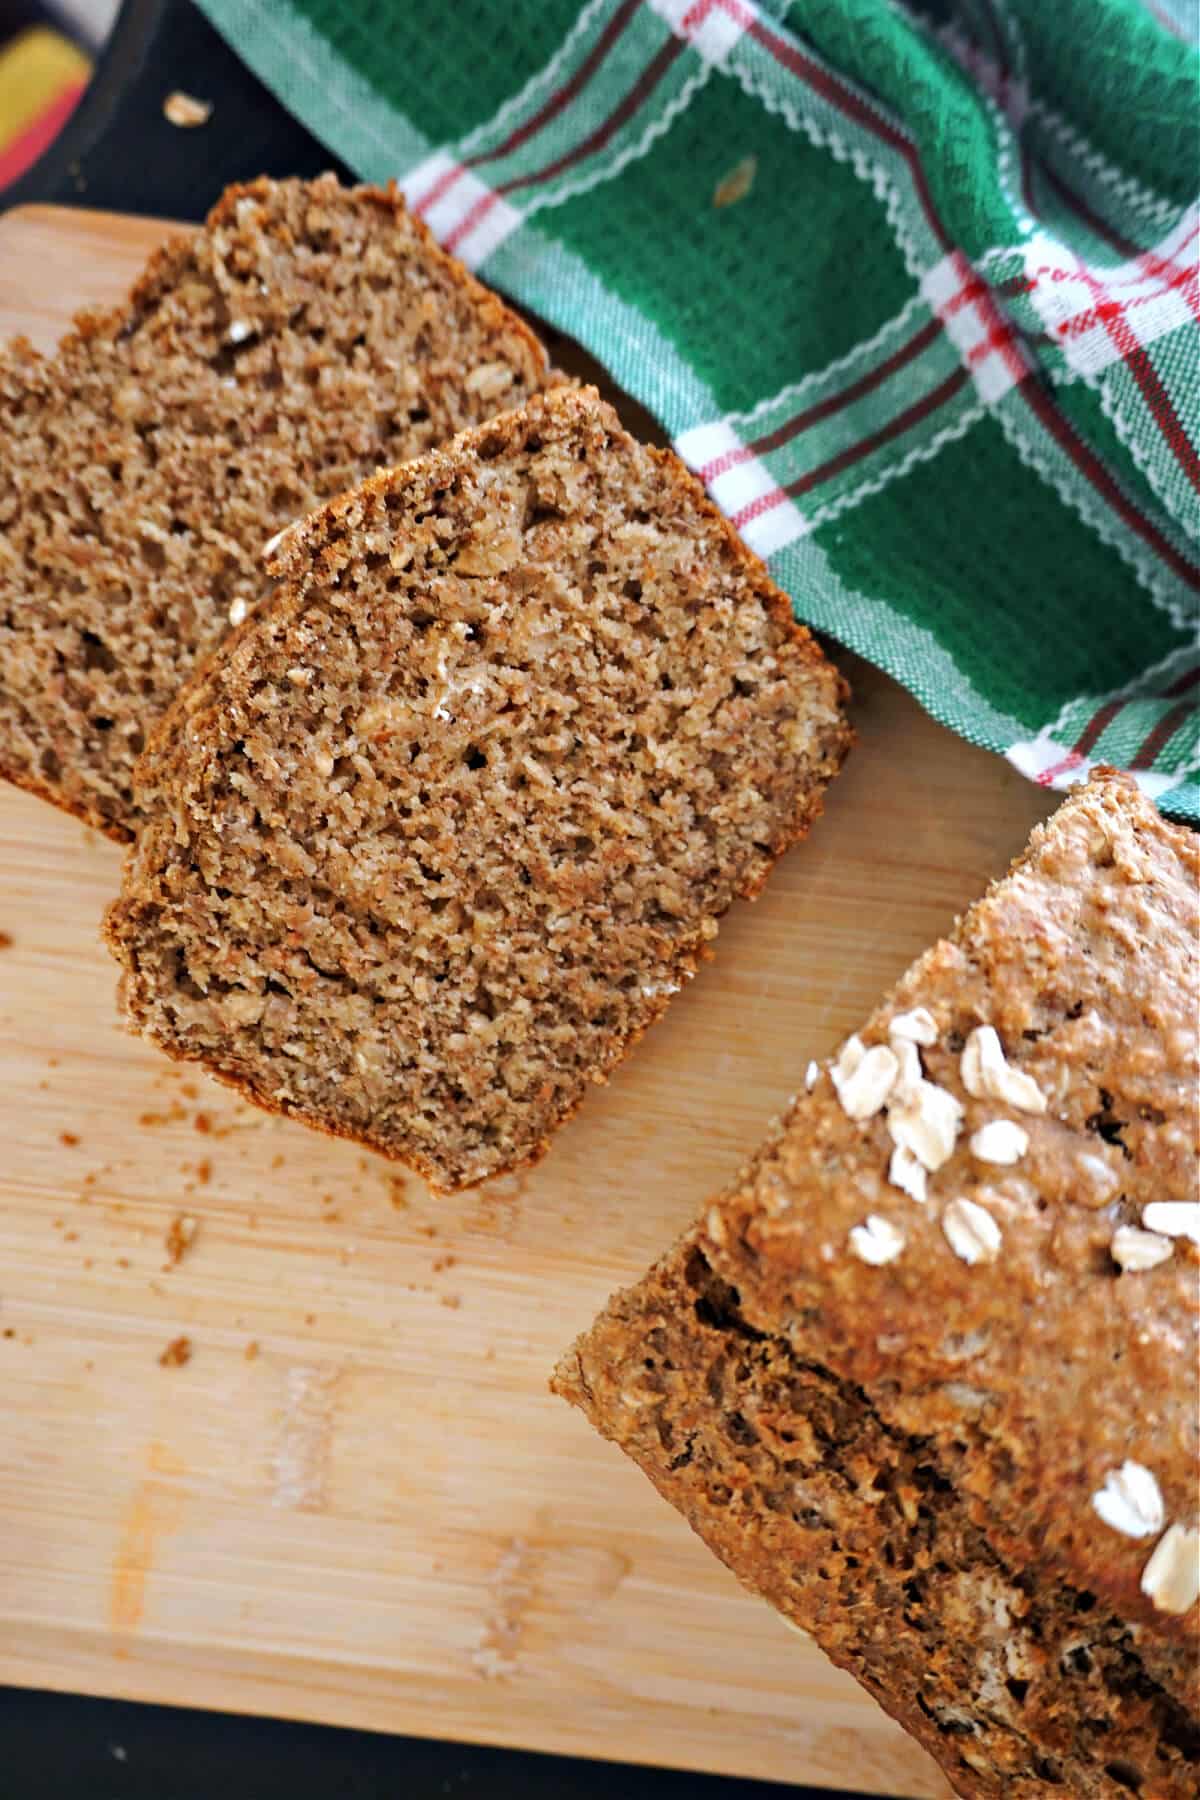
[0,204,1053,1796]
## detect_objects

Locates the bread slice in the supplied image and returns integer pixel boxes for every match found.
[554,771,1199,1798]
[0,173,549,838]
[104,386,850,1190]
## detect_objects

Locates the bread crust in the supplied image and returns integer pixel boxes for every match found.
[555,770,1199,1796]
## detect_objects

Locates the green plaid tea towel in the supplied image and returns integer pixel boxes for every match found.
[196,0,1200,817]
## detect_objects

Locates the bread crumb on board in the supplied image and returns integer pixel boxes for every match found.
[139,1105,187,1127]
[158,1335,192,1368]
[163,1214,198,1268]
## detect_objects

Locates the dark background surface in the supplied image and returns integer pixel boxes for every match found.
[0,1683,853,1800]
[0,1,892,1794]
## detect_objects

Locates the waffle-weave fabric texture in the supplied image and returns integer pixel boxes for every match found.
[192,0,1200,818]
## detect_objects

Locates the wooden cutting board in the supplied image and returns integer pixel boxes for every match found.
[0,205,1054,1798]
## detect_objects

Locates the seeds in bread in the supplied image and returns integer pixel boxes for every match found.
[0,172,549,838]
[555,770,1199,1799]
[104,385,851,1191]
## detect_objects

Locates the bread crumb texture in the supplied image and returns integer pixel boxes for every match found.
[104,386,848,1190]
[163,1213,198,1268]
[556,771,1199,1799]
[157,1335,191,1368]
[0,173,549,837]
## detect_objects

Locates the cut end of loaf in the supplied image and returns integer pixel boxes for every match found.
[105,385,850,1189]
[0,172,550,838]
[557,1234,1200,1800]
[553,770,1200,1797]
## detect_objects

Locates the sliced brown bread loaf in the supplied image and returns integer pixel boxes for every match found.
[0,173,549,838]
[104,386,850,1190]
[555,771,1199,1799]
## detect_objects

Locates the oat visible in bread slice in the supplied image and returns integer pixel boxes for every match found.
[104,386,851,1190]
[555,770,1199,1799]
[0,172,549,839]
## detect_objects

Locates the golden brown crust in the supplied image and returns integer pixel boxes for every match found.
[107,385,850,1190]
[556,771,1199,1797]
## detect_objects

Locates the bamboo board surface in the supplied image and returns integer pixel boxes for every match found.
[0,204,1055,1796]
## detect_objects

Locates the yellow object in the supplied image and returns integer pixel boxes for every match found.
[0,27,91,145]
